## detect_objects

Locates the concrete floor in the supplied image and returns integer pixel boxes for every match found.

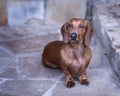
[0,23,119,96]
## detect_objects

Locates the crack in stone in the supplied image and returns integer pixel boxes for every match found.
[0,78,14,85]
[42,73,64,96]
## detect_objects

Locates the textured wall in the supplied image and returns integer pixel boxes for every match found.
[6,0,87,26]
[7,0,44,26]
[45,0,87,24]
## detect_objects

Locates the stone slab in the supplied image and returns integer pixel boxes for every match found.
[53,83,119,96]
[0,46,14,58]
[0,92,14,96]
[0,26,60,43]
[0,33,60,55]
[0,78,6,85]
[0,80,55,96]
[45,0,87,24]
[17,53,62,80]
[0,68,18,79]
[0,57,16,74]
[0,38,18,78]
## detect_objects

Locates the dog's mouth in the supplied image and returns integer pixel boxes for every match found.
[70,39,78,44]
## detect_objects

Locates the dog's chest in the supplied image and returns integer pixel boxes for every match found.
[62,46,85,75]
[66,49,83,75]
[69,57,83,75]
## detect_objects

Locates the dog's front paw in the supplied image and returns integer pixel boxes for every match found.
[80,79,89,85]
[66,79,75,88]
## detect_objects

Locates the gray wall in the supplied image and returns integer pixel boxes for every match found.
[6,0,87,26]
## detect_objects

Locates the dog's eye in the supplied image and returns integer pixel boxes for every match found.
[68,24,73,28]
[79,24,84,28]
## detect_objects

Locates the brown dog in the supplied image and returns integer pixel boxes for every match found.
[42,18,93,88]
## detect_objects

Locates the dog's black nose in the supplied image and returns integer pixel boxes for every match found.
[70,33,77,40]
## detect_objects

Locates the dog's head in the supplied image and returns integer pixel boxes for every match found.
[61,18,93,46]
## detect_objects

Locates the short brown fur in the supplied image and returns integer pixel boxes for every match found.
[42,18,93,87]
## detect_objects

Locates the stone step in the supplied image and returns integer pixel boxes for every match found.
[0,24,61,43]
[93,1,120,76]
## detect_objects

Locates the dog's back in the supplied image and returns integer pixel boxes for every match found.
[42,41,64,68]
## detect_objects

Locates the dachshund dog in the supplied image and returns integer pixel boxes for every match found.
[42,18,93,88]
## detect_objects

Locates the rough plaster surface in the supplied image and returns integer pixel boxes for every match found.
[45,0,87,24]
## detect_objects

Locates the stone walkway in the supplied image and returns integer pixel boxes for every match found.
[0,20,119,96]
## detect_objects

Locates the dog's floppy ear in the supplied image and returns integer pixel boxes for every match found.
[61,22,69,44]
[84,21,93,46]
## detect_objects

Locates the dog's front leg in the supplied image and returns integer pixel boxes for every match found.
[79,71,89,85]
[61,66,75,88]
[79,62,89,85]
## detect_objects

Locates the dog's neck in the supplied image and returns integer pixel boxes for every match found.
[67,42,86,59]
